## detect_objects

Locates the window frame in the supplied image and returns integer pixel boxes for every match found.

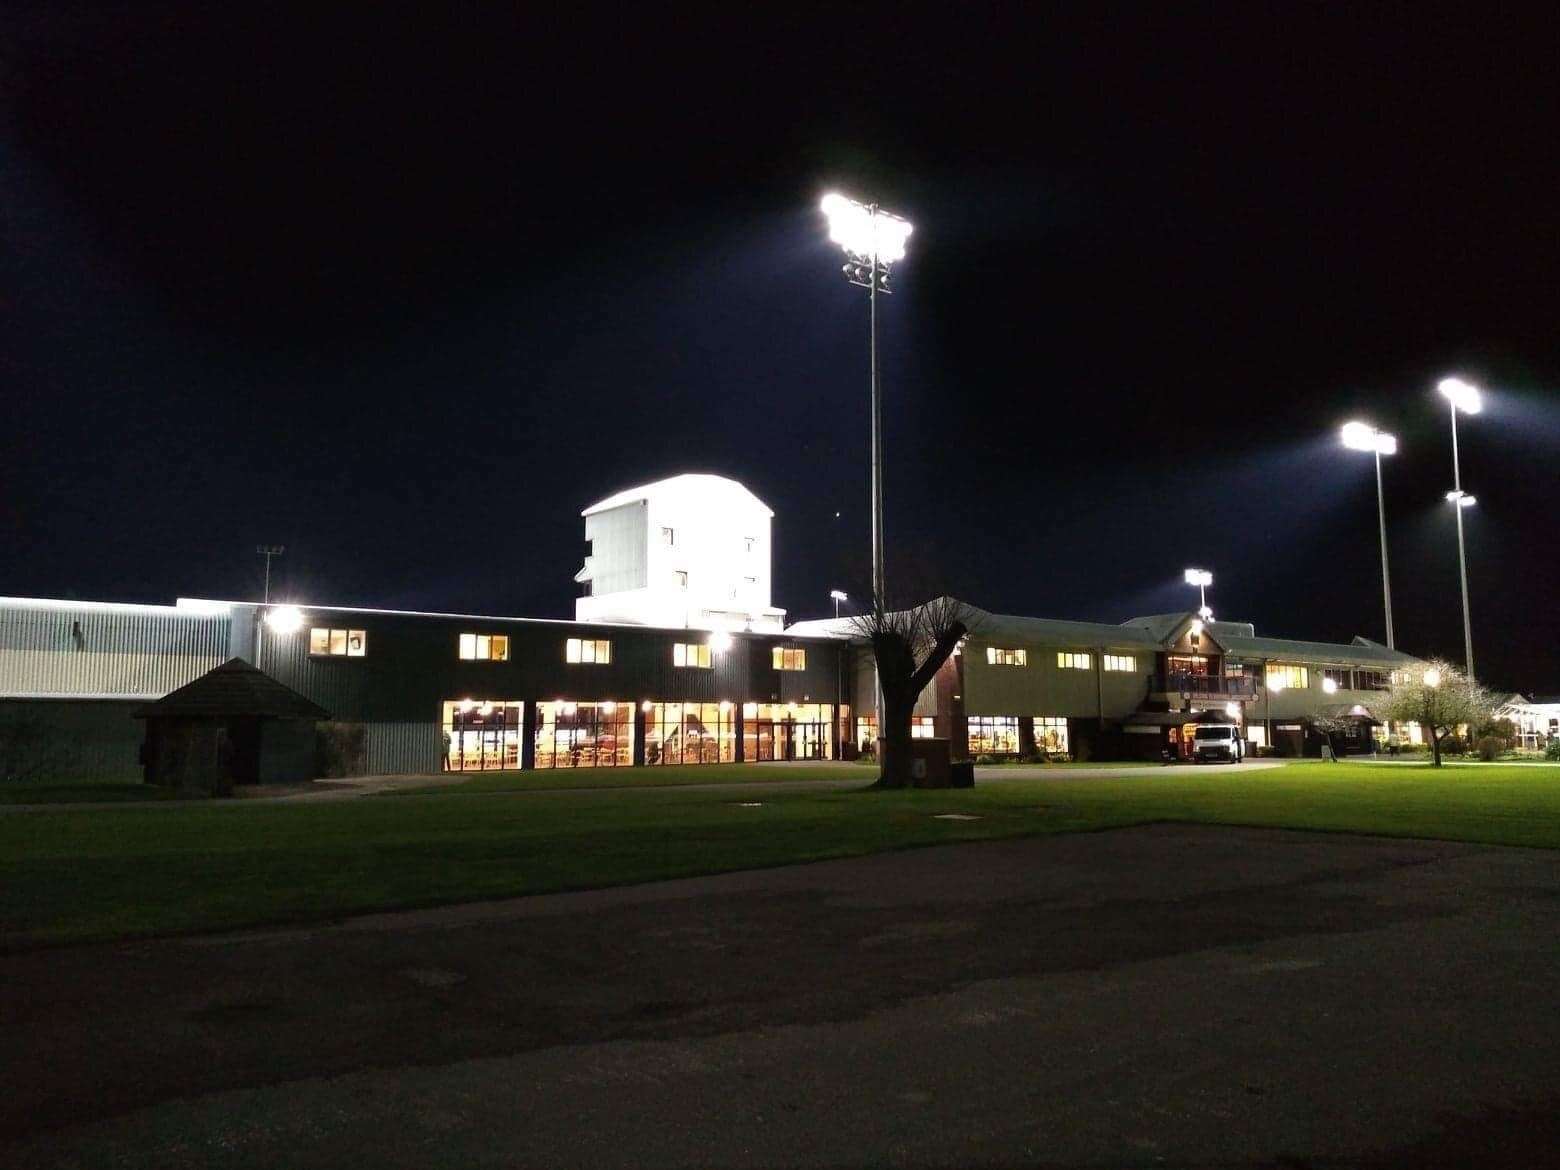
[309,627,366,658]
[458,632,510,661]
[1102,654,1137,672]
[565,637,612,665]
[1056,651,1092,670]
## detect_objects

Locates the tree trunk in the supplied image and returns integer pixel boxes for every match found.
[875,687,917,788]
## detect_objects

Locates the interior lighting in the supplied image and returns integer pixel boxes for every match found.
[641,700,654,713]
[459,698,477,713]
[479,703,493,716]
[601,701,616,714]
[1437,377,1483,414]
[1267,676,1287,693]
[718,700,733,714]
[264,605,304,634]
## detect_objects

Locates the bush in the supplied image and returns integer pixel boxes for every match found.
[1546,740,1560,762]
[1475,736,1504,762]
[1442,735,1467,756]
[974,754,998,765]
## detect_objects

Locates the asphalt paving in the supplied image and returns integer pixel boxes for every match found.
[4,823,1557,1168]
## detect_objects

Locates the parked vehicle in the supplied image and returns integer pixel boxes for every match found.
[1192,724,1244,764]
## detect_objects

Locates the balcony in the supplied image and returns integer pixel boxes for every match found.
[1157,672,1259,700]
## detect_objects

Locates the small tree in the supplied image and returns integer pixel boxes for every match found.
[1310,711,1350,760]
[849,594,977,789]
[1381,661,1493,767]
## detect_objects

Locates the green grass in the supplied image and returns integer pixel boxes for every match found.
[4,761,1559,949]
[392,762,865,795]
[0,777,176,805]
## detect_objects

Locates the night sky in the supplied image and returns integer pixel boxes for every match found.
[3,7,1556,691]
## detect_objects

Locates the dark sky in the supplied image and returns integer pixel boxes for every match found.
[3,6,1557,691]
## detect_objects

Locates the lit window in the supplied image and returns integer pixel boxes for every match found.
[1035,716,1069,753]
[566,637,612,665]
[1057,652,1092,670]
[1266,663,1309,690]
[673,642,712,668]
[968,716,1020,755]
[458,633,509,661]
[1103,654,1137,672]
[310,628,366,657]
[674,570,689,591]
[985,646,1027,667]
[1322,667,1351,690]
[910,717,935,739]
[772,646,806,671]
[661,527,676,546]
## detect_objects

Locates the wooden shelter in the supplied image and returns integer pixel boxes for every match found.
[134,658,329,795]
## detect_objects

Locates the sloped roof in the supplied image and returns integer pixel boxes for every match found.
[581,474,773,518]
[133,658,330,720]
[1215,632,1417,667]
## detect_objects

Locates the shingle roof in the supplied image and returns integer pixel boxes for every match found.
[133,658,330,720]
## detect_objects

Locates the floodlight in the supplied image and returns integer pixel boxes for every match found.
[1437,377,1483,414]
[1423,668,1442,688]
[709,631,734,653]
[1341,421,1398,456]
[1184,568,1212,587]
[1375,433,1398,455]
[829,589,848,601]
[264,605,303,634]
[821,193,912,266]
[1445,490,1476,507]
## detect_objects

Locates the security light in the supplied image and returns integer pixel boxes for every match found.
[1322,677,1339,695]
[1437,377,1483,414]
[709,630,734,653]
[264,605,303,634]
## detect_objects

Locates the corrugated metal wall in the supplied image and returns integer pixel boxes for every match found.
[363,722,442,775]
[0,601,232,698]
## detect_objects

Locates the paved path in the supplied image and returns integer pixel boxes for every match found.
[5,823,1556,1167]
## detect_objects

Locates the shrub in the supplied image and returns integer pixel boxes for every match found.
[1546,740,1560,762]
[1475,736,1504,762]
[1442,735,1467,756]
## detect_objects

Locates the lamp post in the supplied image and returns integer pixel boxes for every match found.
[1340,422,1398,648]
[820,193,912,610]
[1437,377,1482,681]
[821,194,912,757]
[1183,568,1213,621]
[257,544,285,605]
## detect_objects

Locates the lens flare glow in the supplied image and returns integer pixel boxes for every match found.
[820,193,913,264]
[264,605,304,634]
[1437,377,1483,414]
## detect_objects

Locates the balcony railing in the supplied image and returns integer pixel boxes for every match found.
[1158,672,1259,699]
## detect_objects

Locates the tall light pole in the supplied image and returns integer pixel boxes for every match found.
[1183,568,1213,621]
[1437,377,1482,681]
[830,589,848,620]
[257,544,285,605]
[820,193,912,610]
[821,194,912,759]
[1340,422,1399,648]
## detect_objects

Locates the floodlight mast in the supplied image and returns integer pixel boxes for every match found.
[1339,422,1397,648]
[1437,377,1481,681]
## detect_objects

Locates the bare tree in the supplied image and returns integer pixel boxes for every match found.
[849,594,978,788]
[1381,660,1494,767]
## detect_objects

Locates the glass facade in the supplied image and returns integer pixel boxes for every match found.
[1035,716,1069,753]
[441,699,523,771]
[968,716,1020,755]
[743,702,833,760]
[855,715,877,753]
[534,700,631,768]
[645,701,736,765]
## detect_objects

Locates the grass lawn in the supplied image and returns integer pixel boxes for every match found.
[392,762,866,795]
[0,778,176,805]
[4,761,1559,949]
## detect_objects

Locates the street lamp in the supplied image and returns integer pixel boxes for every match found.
[1183,568,1213,621]
[1437,376,1482,681]
[1340,421,1399,648]
[829,589,848,619]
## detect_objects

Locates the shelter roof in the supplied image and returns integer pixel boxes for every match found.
[133,658,330,720]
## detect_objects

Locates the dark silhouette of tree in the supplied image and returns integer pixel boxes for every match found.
[849,594,978,788]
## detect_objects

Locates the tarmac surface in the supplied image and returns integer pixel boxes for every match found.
[5,822,1559,1168]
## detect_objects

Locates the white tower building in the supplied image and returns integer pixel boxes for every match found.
[573,474,787,632]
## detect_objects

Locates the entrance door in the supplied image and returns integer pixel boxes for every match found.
[786,720,825,761]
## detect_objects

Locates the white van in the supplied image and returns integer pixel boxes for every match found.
[1192,724,1245,763]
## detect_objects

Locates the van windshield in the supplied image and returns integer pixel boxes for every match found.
[1194,726,1235,740]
